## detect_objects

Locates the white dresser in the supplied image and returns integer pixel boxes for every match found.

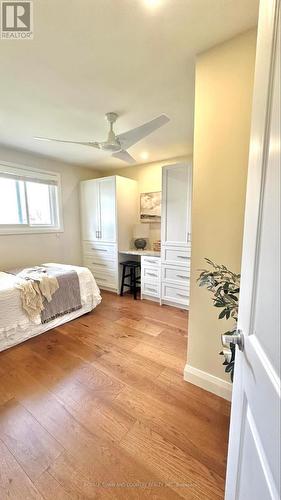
[80,175,138,293]
[161,163,192,309]
[141,254,161,301]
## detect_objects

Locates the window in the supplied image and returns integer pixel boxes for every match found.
[0,163,62,234]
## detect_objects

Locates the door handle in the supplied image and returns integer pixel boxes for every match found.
[221,329,244,352]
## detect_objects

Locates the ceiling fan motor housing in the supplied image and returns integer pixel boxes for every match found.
[99,141,121,152]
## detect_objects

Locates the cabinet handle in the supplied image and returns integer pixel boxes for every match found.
[177,293,188,298]
[92,262,106,266]
[176,274,187,279]
[145,259,158,264]
[146,287,157,292]
[147,272,157,277]
[177,256,188,259]
[92,248,107,252]
[96,231,99,239]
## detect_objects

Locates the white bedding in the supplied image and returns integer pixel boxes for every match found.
[0,263,101,352]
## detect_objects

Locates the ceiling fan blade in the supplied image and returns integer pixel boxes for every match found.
[34,137,100,148]
[117,114,170,150]
[112,150,137,164]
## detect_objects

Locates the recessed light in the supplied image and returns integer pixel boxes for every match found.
[145,0,160,8]
[140,152,149,161]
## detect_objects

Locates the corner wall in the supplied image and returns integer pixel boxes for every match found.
[185,30,257,400]
[0,146,100,269]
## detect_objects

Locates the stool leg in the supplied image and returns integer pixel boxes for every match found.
[130,267,134,294]
[133,266,137,300]
[120,265,126,296]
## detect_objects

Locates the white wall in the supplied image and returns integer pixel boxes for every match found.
[186,30,257,399]
[0,146,100,269]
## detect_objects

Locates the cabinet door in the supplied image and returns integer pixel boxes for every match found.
[162,164,192,246]
[99,177,116,243]
[80,180,100,241]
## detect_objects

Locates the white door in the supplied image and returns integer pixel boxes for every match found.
[80,179,100,241]
[99,177,116,243]
[225,1,280,499]
[161,164,192,247]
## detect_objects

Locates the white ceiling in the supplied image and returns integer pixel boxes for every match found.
[0,0,259,170]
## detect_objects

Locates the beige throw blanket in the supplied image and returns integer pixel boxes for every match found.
[14,267,59,322]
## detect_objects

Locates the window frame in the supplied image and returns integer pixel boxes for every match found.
[0,161,64,235]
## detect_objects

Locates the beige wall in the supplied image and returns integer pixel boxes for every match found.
[0,146,99,269]
[103,156,191,245]
[187,30,257,381]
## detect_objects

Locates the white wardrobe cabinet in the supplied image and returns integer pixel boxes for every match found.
[161,163,192,309]
[80,177,116,243]
[80,176,138,293]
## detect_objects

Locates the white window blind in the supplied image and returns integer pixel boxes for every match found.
[0,163,63,234]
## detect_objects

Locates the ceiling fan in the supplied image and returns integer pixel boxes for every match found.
[34,112,170,164]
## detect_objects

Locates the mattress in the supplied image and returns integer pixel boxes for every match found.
[0,263,101,352]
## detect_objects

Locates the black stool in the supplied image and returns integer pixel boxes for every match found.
[120,261,141,300]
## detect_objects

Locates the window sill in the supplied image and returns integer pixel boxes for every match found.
[0,227,64,236]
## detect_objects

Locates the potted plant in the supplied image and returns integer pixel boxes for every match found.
[197,259,240,381]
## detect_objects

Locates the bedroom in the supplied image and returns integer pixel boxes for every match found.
[1,1,280,499]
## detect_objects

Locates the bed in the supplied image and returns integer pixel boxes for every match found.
[0,263,101,352]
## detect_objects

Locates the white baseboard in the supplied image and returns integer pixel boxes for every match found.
[184,363,232,401]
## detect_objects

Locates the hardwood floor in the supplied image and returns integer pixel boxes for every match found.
[0,291,230,499]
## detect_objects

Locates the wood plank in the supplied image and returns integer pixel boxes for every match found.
[121,421,224,500]
[34,470,72,500]
[93,346,166,390]
[132,342,185,373]
[115,317,165,336]
[62,319,140,353]
[0,398,62,481]
[0,440,43,499]
[47,447,181,500]
[114,385,229,479]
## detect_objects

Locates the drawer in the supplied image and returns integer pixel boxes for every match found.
[141,256,161,268]
[162,283,189,306]
[142,267,160,282]
[83,241,117,260]
[162,247,191,266]
[95,276,117,290]
[83,255,116,272]
[162,264,190,286]
[142,282,160,298]
[88,267,117,290]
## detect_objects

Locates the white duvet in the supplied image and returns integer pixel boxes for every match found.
[0,263,101,352]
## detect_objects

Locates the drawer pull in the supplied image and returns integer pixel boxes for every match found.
[147,272,157,277]
[177,293,188,298]
[177,255,188,259]
[92,248,107,252]
[146,287,157,292]
[145,259,158,264]
[176,274,187,279]
[92,262,107,266]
